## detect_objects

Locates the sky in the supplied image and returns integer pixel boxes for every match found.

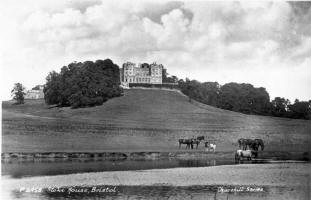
[0,0,310,102]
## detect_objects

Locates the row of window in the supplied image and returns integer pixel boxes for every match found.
[125,78,150,83]
[124,77,161,83]
[125,72,160,76]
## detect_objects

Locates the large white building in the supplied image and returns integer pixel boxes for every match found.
[120,62,163,87]
[24,85,44,99]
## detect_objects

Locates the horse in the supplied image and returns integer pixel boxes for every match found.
[238,138,264,151]
[197,136,205,141]
[191,139,199,149]
[238,138,245,149]
[178,139,193,149]
[238,138,254,150]
[205,142,216,152]
[253,139,264,151]
[235,150,254,161]
[192,136,205,149]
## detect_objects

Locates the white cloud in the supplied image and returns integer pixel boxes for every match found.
[0,0,311,101]
[290,36,311,60]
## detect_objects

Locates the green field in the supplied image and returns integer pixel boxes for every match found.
[2,88,311,153]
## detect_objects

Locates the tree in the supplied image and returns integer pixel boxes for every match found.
[44,59,123,108]
[162,68,179,83]
[201,82,220,106]
[271,97,290,117]
[287,100,311,119]
[217,83,242,111]
[11,83,26,104]
[177,78,221,107]
[249,87,271,115]
[217,83,270,114]
[43,71,62,105]
[32,85,42,90]
[162,68,168,82]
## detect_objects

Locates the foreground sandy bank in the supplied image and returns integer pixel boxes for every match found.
[2,163,310,191]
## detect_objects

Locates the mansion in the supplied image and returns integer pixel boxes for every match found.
[24,85,44,99]
[120,62,163,86]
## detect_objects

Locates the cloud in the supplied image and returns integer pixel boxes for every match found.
[0,1,310,101]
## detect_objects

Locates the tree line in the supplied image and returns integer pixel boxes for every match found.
[11,61,310,119]
[163,72,311,120]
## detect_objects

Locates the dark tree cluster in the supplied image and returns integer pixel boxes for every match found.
[43,59,123,108]
[162,68,179,83]
[178,79,220,107]
[176,76,310,120]
[271,98,311,119]
[217,83,271,115]
[287,100,311,119]
[32,85,42,90]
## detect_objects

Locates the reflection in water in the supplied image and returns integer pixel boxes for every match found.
[3,157,305,179]
[2,158,233,178]
[208,159,216,166]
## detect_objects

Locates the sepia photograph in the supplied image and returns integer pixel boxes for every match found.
[1,0,311,199]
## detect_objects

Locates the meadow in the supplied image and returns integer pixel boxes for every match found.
[2,88,311,153]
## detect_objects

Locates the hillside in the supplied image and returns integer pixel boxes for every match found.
[2,88,311,152]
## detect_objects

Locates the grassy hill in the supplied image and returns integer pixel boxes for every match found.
[2,88,311,152]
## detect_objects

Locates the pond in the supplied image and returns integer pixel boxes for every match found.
[2,154,306,179]
[2,158,236,178]
[2,152,309,200]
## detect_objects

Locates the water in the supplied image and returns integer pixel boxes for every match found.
[2,156,307,178]
[2,158,235,178]
[2,156,309,199]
